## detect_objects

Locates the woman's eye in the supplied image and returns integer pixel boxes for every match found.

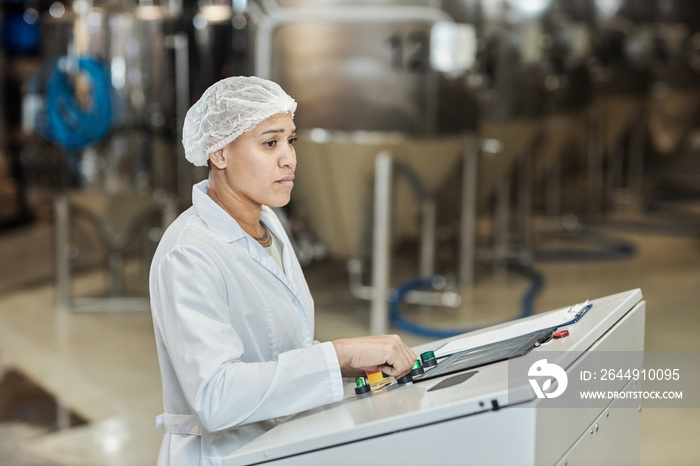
[288,137,297,145]
[264,140,276,147]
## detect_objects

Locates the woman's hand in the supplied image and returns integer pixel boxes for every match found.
[331,335,417,378]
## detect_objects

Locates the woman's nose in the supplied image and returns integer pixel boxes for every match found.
[280,145,296,169]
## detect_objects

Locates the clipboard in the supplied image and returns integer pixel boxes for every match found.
[413,328,556,383]
[434,300,593,359]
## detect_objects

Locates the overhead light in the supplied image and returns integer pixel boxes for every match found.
[134,5,166,21]
[518,0,549,15]
[198,5,233,23]
[596,0,624,17]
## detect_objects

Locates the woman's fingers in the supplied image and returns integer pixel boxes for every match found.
[331,335,417,378]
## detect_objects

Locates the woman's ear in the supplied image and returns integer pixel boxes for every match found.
[208,149,227,169]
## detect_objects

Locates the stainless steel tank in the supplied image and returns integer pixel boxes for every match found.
[532,0,595,187]
[248,0,592,260]
[469,0,553,205]
[191,0,255,94]
[39,1,181,193]
[586,0,700,205]
[645,0,700,158]
[252,0,474,259]
[35,1,183,308]
[257,0,469,134]
[587,0,657,206]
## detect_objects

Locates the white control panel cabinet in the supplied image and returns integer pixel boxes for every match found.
[223,289,645,466]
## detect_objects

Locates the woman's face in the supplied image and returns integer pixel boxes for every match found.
[219,112,297,208]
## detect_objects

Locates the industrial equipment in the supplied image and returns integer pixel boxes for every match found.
[209,289,646,465]
[24,0,184,310]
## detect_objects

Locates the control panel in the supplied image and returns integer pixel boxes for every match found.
[221,289,645,466]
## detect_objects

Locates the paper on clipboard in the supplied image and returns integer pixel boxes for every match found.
[434,300,592,358]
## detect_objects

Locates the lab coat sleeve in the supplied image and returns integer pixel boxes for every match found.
[152,244,344,432]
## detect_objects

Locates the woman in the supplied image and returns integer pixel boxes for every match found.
[149,76,416,465]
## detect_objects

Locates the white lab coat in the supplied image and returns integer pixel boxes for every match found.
[149,180,344,465]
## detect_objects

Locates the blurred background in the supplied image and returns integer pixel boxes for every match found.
[0,0,699,464]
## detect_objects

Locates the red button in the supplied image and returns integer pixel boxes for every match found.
[553,330,569,339]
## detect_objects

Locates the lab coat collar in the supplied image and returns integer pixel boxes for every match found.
[192,180,247,243]
[191,180,302,302]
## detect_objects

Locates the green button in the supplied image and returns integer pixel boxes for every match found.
[412,359,422,370]
[421,351,435,363]
[355,377,367,388]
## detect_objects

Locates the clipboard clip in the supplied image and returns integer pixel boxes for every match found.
[567,300,592,322]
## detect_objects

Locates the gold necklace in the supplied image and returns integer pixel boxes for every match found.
[253,221,272,248]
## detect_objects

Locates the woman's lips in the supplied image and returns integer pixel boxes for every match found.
[276,175,295,187]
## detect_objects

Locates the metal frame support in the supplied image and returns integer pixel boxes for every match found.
[628,102,646,199]
[349,149,464,314]
[545,157,561,221]
[588,107,604,216]
[54,193,161,313]
[55,195,71,312]
[370,151,393,335]
[419,197,436,278]
[167,32,191,208]
[494,174,511,272]
[516,148,533,261]
[459,135,478,288]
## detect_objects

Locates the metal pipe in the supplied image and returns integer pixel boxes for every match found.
[606,145,624,196]
[517,148,533,261]
[419,198,436,278]
[350,255,462,308]
[371,152,393,336]
[57,400,70,430]
[629,102,646,199]
[494,175,511,272]
[404,288,461,308]
[587,107,603,216]
[108,251,124,296]
[168,32,190,207]
[55,195,71,312]
[347,259,375,301]
[545,157,561,221]
[459,135,478,288]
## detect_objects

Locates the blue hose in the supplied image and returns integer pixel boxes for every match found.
[388,260,545,340]
[30,55,117,179]
[43,57,114,151]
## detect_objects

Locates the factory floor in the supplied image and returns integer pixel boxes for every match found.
[0,203,699,465]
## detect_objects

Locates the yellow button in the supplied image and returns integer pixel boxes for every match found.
[365,370,383,385]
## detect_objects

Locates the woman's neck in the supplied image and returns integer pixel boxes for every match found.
[206,178,264,238]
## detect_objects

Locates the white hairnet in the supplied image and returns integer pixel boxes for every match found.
[182,76,297,166]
